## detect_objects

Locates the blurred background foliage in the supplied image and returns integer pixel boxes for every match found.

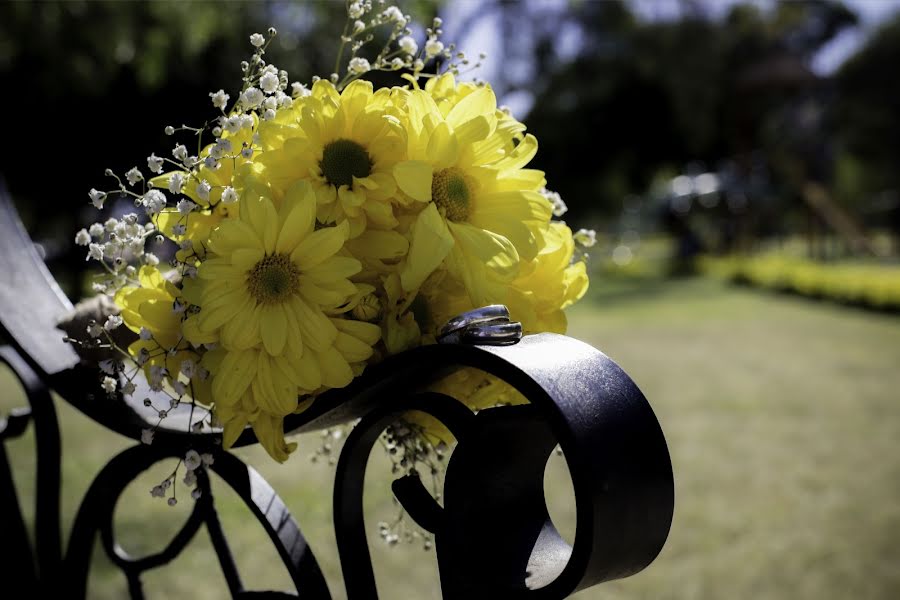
[2,0,899,290]
[2,1,900,599]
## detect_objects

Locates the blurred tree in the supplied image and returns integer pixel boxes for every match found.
[835,14,900,203]
[512,0,856,226]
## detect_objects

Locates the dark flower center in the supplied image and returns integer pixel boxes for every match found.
[320,138,372,188]
[432,167,473,222]
[247,254,300,305]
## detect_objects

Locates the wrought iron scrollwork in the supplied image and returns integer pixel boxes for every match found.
[0,180,674,599]
[325,334,674,599]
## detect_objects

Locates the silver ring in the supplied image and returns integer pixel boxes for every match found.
[439,304,510,339]
[437,305,523,346]
[461,321,522,345]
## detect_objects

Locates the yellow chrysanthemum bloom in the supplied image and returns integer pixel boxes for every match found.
[185,178,364,356]
[418,222,587,338]
[506,222,589,333]
[115,266,209,399]
[392,74,552,307]
[178,179,382,461]
[252,79,405,238]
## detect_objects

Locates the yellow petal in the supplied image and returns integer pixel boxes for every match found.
[335,331,374,363]
[454,114,493,148]
[317,346,353,389]
[393,160,433,201]
[495,133,538,172]
[183,315,219,346]
[333,318,382,346]
[400,203,454,292]
[290,298,337,351]
[345,230,409,260]
[209,220,263,255]
[449,221,519,281]
[276,182,317,254]
[231,247,264,272]
[220,304,261,350]
[426,121,459,170]
[260,304,288,356]
[302,256,362,281]
[212,349,257,406]
[291,220,350,270]
[251,413,296,463]
[446,86,496,129]
[222,413,249,449]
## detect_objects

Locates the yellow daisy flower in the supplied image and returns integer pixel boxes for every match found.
[391,75,552,306]
[186,180,362,364]
[252,79,405,238]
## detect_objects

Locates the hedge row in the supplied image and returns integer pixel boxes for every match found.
[699,254,900,311]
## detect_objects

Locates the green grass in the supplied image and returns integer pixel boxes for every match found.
[3,276,900,599]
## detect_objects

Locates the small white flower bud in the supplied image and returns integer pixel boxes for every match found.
[87,243,104,261]
[209,89,230,110]
[574,228,597,248]
[147,153,164,174]
[398,36,418,56]
[348,57,371,75]
[241,87,264,108]
[220,186,238,204]
[184,449,202,471]
[348,2,364,18]
[259,72,279,94]
[167,172,185,194]
[75,229,91,246]
[89,188,107,209]
[183,469,197,486]
[250,33,266,47]
[172,144,188,161]
[101,376,117,393]
[177,198,196,214]
[104,315,123,330]
[425,36,444,59]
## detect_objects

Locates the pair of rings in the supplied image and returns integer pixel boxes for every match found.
[437,305,523,346]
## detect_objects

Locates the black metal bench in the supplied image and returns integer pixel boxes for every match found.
[0,181,674,599]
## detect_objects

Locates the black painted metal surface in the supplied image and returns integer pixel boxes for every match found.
[0,182,674,598]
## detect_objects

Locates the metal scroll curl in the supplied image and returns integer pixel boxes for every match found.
[64,444,330,599]
[325,333,674,600]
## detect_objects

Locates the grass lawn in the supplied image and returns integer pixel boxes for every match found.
[3,275,900,599]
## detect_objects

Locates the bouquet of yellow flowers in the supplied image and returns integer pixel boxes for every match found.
[73,6,591,474]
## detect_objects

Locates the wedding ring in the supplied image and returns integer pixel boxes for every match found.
[439,304,510,338]
[437,305,523,346]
